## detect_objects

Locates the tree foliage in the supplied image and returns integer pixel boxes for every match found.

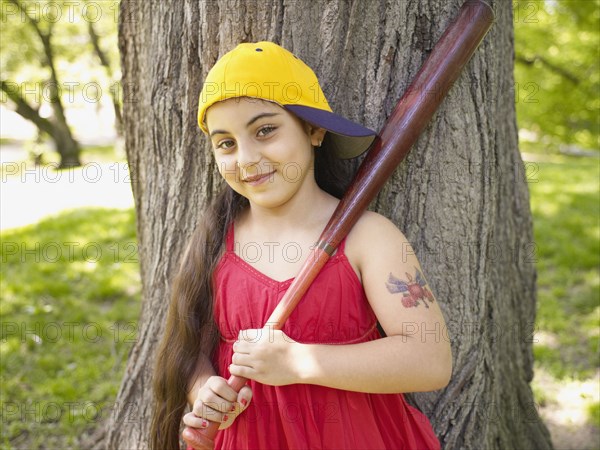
[0,0,121,165]
[514,0,600,151]
[1,0,119,88]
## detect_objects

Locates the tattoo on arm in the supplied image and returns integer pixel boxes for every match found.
[386,267,435,308]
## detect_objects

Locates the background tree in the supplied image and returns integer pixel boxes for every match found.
[514,0,599,152]
[85,0,123,136]
[106,0,553,449]
[0,0,121,167]
[1,0,81,167]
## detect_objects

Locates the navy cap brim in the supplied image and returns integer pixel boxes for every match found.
[284,104,377,159]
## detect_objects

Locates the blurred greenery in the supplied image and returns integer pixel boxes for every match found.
[1,207,140,448]
[0,0,120,91]
[0,0,121,166]
[529,155,600,380]
[514,0,600,152]
[589,401,600,427]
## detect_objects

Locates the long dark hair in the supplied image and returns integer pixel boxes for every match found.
[149,130,356,449]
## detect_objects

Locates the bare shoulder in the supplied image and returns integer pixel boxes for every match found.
[345,211,412,275]
[349,210,405,238]
[345,211,446,341]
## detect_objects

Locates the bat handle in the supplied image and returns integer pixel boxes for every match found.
[181,374,249,450]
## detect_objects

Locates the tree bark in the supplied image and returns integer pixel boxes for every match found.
[107,0,554,449]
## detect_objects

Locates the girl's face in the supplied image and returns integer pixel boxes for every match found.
[206,97,325,209]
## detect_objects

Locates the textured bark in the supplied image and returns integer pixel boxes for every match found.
[107,1,553,449]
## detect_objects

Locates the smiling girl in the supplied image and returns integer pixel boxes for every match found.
[150,41,451,450]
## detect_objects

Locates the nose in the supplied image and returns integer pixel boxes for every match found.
[236,139,261,169]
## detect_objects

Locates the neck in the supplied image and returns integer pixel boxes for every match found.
[243,178,337,237]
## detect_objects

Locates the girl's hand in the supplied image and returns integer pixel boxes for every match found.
[229,327,304,386]
[183,375,252,430]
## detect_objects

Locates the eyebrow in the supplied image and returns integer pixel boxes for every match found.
[209,112,281,137]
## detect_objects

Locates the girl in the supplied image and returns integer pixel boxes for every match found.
[151,41,452,450]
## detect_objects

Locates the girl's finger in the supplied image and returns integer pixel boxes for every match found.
[231,352,255,368]
[232,340,250,354]
[218,409,237,430]
[192,399,229,421]
[229,363,252,379]
[207,378,239,404]
[196,390,235,414]
[182,411,211,429]
[238,385,253,411]
[214,386,253,430]
[195,407,227,423]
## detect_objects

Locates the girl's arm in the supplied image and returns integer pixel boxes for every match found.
[294,333,451,393]
[230,212,452,393]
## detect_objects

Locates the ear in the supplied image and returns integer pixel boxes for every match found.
[308,126,327,148]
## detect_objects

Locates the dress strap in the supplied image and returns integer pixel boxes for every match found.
[225,223,235,252]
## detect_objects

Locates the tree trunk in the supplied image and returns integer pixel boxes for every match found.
[52,119,81,168]
[107,0,553,448]
[0,79,81,168]
[7,0,82,168]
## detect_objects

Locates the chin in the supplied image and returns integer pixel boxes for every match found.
[248,194,292,209]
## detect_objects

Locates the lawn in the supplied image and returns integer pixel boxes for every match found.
[530,155,599,381]
[1,207,140,448]
[0,152,598,448]
[526,153,600,447]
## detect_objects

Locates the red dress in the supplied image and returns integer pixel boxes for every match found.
[210,225,440,449]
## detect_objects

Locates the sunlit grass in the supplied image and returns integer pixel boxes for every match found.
[521,153,600,450]
[528,154,599,425]
[0,207,140,448]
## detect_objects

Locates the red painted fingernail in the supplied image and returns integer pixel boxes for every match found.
[241,398,248,407]
[229,404,236,412]
[223,414,229,421]
[201,419,208,427]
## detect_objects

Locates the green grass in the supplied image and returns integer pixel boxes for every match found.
[1,207,140,448]
[528,155,600,381]
[589,401,600,428]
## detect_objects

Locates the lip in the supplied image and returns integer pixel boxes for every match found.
[242,171,276,185]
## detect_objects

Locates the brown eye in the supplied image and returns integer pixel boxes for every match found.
[257,125,276,137]
[216,139,235,151]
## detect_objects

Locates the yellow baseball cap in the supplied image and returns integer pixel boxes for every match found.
[198,41,377,159]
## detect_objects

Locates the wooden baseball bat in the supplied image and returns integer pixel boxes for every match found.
[183,1,494,448]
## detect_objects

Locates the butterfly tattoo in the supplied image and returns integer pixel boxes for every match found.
[386,268,435,308]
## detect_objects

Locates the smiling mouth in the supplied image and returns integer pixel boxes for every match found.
[242,171,276,183]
